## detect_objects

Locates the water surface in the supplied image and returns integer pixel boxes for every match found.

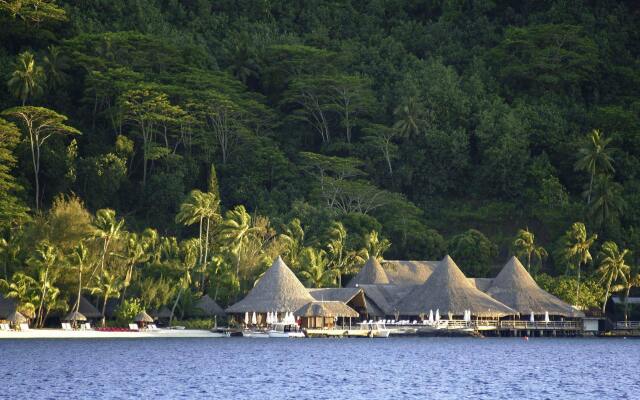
[1,337,637,399]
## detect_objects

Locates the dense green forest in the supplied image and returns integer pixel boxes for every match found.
[1,0,639,324]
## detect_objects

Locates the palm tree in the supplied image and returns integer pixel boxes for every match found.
[42,45,68,91]
[219,205,260,282]
[69,242,90,315]
[393,96,423,137]
[90,269,123,327]
[176,189,220,285]
[299,247,335,288]
[280,218,305,271]
[325,221,362,287]
[596,241,630,314]
[364,230,391,261]
[0,272,38,319]
[562,222,597,307]
[169,239,197,325]
[7,50,45,105]
[621,265,640,322]
[93,209,124,277]
[117,232,151,302]
[575,129,615,204]
[513,228,548,272]
[588,175,625,232]
[27,241,58,327]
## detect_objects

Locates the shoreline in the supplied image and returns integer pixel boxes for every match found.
[0,328,224,339]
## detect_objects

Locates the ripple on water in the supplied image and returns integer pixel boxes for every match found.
[0,337,638,399]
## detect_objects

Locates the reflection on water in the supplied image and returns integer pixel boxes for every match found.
[0,337,638,399]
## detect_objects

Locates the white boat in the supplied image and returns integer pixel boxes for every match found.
[267,323,305,338]
[358,321,391,338]
[243,329,270,338]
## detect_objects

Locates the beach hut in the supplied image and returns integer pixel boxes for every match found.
[395,255,515,318]
[150,306,173,325]
[76,296,103,320]
[226,256,315,325]
[7,311,27,329]
[487,256,584,318]
[0,294,18,320]
[192,295,226,321]
[347,257,390,287]
[294,301,359,329]
[307,287,380,319]
[63,311,87,328]
[134,311,154,329]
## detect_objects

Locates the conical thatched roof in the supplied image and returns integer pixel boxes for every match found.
[134,311,154,323]
[193,295,226,317]
[294,301,359,318]
[63,311,87,321]
[226,256,315,313]
[72,296,102,319]
[156,306,173,319]
[395,255,516,317]
[0,294,18,318]
[347,257,390,287]
[487,256,584,317]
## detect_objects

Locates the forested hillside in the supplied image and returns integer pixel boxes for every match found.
[1,1,639,318]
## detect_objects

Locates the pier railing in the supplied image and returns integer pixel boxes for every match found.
[615,321,640,330]
[498,321,581,330]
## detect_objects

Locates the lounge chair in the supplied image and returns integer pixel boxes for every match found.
[61,322,71,330]
[148,324,157,330]
[19,323,29,331]
[81,323,92,330]
[128,323,139,331]
[0,323,10,331]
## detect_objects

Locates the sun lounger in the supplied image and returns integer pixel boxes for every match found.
[19,323,29,331]
[61,322,71,330]
[148,324,157,330]
[0,323,10,331]
[128,323,139,331]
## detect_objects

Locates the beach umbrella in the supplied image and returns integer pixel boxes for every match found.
[544,311,550,323]
[134,311,154,323]
[63,311,87,322]
[428,310,434,323]
[529,312,535,323]
[7,311,27,324]
[267,312,272,324]
[251,312,257,325]
[244,312,249,325]
[435,309,440,322]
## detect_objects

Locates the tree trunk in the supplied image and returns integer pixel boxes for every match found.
[202,218,210,288]
[602,278,611,314]
[101,295,109,327]
[587,171,594,204]
[624,285,630,322]
[169,288,183,326]
[74,268,82,314]
[576,263,581,307]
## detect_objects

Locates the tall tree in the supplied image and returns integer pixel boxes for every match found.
[299,247,335,288]
[588,175,625,232]
[621,266,640,322]
[90,268,122,327]
[7,50,45,105]
[0,118,28,227]
[513,228,548,272]
[1,107,80,210]
[596,241,629,314]
[562,222,597,306]
[575,129,615,204]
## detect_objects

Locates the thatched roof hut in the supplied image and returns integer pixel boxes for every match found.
[357,284,415,316]
[382,260,437,285]
[134,311,154,323]
[487,256,584,317]
[308,287,382,318]
[73,296,103,319]
[63,311,87,322]
[7,310,27,324]
[468,278,493,292]
[395,255,516,317]
[156,306,173,319]
[226,256,315,313]
[295,301,359,318]
[192,295,226,317]
[347,257,390,287]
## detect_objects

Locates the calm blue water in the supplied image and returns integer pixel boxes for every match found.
[0,337,638,399]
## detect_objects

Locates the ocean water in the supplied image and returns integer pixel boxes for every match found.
[0,337,637,399]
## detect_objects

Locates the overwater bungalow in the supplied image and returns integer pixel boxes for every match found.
[294,301,359,329]
[226,256,315,326]
[394,255,515,318]
[486,256,583,319]
[308,287,384,319]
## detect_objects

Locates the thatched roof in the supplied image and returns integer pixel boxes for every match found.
[395,255,516,317]
[382,260,437,285]
[63,311,87,321]
[347,257,390,287]
[358,284,415,315]
[73,296,102,319]
[0,294,17,318]
[468,278,493,292]
[155,306,173,319]
[487,257,584,317]
[193,295,226,317]
[226,256,315,313]
[295,301,359,318]
[308,288,362,303]
[7,310,27,323]
[134,311,154,323]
